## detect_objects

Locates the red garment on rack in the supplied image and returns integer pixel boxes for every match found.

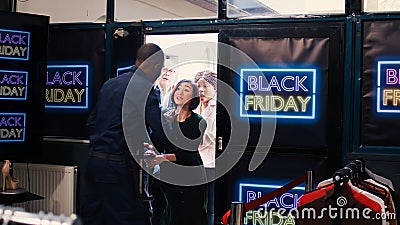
[298,184,334,207]
[295,185,383,225]
[299,182,383,213]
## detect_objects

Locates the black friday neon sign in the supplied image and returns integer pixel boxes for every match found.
[240,68,316,119]
[46,65,89,109]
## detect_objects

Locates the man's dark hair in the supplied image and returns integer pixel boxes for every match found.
[136,43,164,64]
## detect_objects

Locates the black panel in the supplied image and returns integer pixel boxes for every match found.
[111,26,143,77]
[43,26,143,140]
[361,20,400,146]
[215,22,346,225]
[44,27,106,140]
[0,1,11,11]
[218,22,345,152]
[0,11,49,162]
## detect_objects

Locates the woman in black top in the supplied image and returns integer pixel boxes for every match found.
[145,79,208,225]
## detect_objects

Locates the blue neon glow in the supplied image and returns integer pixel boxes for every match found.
[117,66,132,76]
[376,61,400,113]
[0,112,26,142]
[239,182,305,209]
[45,64,89,109]
[0,28,30,61]
[0,70,28,100]
[240,68,317,119]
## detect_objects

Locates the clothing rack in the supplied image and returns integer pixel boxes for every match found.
[333,159,365,185]
[331,159,365,225]
[297,159,398,225]
[223,171,313,225]
[0,205,81,225]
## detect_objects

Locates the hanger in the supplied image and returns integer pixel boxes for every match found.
[333,166,353,185]
[346,160,390,207]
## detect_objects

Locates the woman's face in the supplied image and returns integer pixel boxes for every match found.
[197,78,216,103]
[174,82,194,106]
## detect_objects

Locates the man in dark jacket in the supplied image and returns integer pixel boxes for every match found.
[81,43,164,225]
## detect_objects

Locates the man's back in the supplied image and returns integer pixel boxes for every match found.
[87,72,133,155]
[82,43,164,225]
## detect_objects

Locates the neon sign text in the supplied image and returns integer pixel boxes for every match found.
[244,209,296,225]
[244,95,311,112]
[46,65,89,109]
[0,70,28,100]
[240,69,316,119]
[239,183,304,210]
[247,75,308,92]
[246,191,301,209]
[0,113,25,142]
[377,61,400,113]
[0,29,30,60]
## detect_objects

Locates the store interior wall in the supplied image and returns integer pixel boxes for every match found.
[16,0,400,23]
[16,0,214,23]
[16,0,106,23]
[10,0,400,218]
[39,142,89,214]
[15,0,345,23]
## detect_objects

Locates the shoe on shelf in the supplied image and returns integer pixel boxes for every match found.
[2,160,20,191]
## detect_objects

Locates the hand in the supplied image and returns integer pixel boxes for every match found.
[144,142,154,151]
[144,149,157,159]
[143,142,163,168]
[145,155,166,168]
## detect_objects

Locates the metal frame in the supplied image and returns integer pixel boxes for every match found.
[144,16,352,167]
[53,0,400,158]
[48,21,143,81]
[351,14,400,155]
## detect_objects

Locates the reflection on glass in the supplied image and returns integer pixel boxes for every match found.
[115,0,217,22]
[17,0,107,23]
[227,0,345,18]
[228,0,278,17]
[363,0,400,12]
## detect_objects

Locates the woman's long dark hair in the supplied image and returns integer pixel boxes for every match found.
[170,79,200,110]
